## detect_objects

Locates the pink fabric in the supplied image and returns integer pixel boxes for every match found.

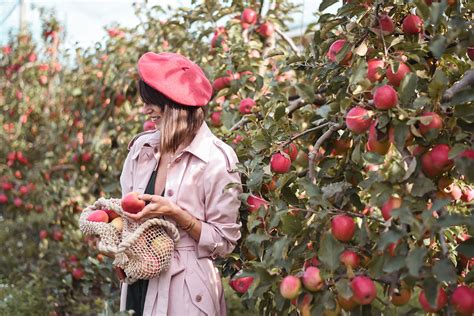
[119,122,242,315]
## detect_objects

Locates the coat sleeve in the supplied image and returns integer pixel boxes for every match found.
[197,147,242,259]
[119,146,135,199]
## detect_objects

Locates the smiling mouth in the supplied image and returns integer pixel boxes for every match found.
[149,116,161,122]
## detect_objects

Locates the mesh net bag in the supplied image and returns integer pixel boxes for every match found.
[79,197,180,284]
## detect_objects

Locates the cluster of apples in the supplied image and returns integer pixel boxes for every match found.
[86,209,123,231]
[58,255,86,281]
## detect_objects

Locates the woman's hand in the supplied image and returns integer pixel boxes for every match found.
[124,193,180,221]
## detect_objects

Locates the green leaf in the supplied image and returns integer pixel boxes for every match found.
[383,255,406,273]
[319,0,339,12]
[349,60,368,86]
[377,230,404,251]
[274,105,287,121]
[405,247,427,277]
[362,152,385,165]
[458,238,474,258]
[432,258,457,284]
[280,213,303,235]
[319,232,344,271]
[295,84,316,104]
[423,277,439,309]
[430,2,447,28]
[429,35,446,59]
[335,278,353,299]
[411,177,436,197]
[399,73,417,106]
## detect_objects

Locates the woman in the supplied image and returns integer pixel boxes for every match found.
[119,52,242,315]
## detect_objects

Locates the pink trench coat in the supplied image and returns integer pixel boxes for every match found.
[119,122,242,315]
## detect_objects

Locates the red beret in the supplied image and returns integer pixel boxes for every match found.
[138,52,212,106]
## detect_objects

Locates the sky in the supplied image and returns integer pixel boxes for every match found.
[0,0,333,49]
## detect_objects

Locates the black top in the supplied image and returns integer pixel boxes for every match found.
[125,169,162,315]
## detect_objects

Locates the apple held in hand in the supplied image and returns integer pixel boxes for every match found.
[280,275,302,299]
[121,192,145,214]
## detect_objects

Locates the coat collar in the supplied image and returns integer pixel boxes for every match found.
[141,122,213,163]
[182,122,213,163]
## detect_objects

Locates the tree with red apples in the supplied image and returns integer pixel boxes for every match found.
[1,0,473,315]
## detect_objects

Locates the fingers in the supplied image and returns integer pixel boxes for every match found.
[124,203,160,221]
[138,193,162,203]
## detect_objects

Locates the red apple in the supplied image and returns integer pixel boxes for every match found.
[270,153,292,174]
[327,39,352,65]
[381,196,402,221]
[213,76,232,91]
[451,285,474,316]
[103,209,119,221]
[210,27,226,49]
[16,151,28,164]
[246,195,269,212]
[421,144,453,178]
[280,275,302,299]
[53,230,64,241]
[331,215,356,242]
[121,192,146,214]
[304,256,320,269]
[2,182,13,191]
[340,250,360,268]
[72,267,85,280]
[351,276,377,305]
[13,197,22,207]
[460,149,474,159]
[87,210,109,222]
[283,143,298,162]
[391,288,412,306]
[229,276,254,294]
[258,22,274,37]
[39,75,48,85]
[0,194,7,204]
[462,187,474,202]
[39,230,48,240]
[386,62,411,87]
[19,185,29,195]
[143,120,156,131]
[241,8,257,26]
[239,98,255,114]
[418,287,447,312]
[376,14,394,35]
[302,267,323,291]
[346,106,372,134]
[373,85,398,109]
[468,48,474,61]
[81,152,92,163]
[419,112,443,136]
[402,14,423,35]
[210,111,222,127]
[367,59,385,82]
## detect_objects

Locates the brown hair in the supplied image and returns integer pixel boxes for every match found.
[138,79,207,155]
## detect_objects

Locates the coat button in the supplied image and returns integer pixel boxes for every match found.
[167,189,174,197]
[196,295,202,302]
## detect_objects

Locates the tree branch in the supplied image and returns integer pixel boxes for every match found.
[442,69,474,102]
[274,26,301,56]
[278,122,330,150]
[287,98,306,116]
[308,123,343,184]
[229,116,249,132]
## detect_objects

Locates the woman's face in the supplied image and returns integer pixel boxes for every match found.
[141,103,162,129]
